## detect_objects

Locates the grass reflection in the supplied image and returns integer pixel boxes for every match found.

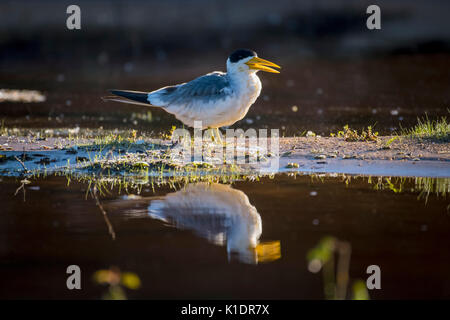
[307,236,369,300]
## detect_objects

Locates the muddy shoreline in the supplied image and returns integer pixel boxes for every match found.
[279,136,449,177]
[1,135,448,178]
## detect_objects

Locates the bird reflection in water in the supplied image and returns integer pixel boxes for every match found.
[124,183,281,264]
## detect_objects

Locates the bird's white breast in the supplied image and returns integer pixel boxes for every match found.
[156,73,262,128]
[226,72,262,126]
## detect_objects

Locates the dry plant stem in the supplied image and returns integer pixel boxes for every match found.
[14,183,26,202]
[14,156,28,173]
[91,186,116,240]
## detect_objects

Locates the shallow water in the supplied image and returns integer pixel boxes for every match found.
[0,174,449,299]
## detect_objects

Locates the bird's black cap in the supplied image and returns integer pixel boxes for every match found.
[229,49,257,63]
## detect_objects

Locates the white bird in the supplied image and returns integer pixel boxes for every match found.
[111,183,281,264]
[147,183,264,264]
[103,49,280,142]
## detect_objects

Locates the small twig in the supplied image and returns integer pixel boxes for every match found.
[14,156,28,173]
[91,185,116,240]
[14,182,26,202]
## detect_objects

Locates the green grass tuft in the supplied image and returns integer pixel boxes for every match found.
[331,125,378,142]
[402,114,449,141]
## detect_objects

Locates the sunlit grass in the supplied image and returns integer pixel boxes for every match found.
[401,114,449,141]
[330,124,378,142]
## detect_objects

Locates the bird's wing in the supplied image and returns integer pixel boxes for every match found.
[148,72,231,106]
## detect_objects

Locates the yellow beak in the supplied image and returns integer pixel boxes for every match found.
[255,240,281,263]
[245,56,281,73]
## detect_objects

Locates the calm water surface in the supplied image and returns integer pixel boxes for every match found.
[0,174,449,299]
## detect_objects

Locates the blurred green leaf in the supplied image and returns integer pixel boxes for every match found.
[306,236,336,263]
[352,280,370,300]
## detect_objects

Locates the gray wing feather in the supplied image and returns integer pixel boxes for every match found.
[154,72,230,105]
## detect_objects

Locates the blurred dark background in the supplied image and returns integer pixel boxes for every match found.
[1,0,449,136]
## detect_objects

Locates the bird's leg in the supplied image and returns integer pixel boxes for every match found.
[208,127,216,143]
[215,128,223,145]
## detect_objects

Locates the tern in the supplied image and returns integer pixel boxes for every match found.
[103,49,280,142]
[109,183,281,264]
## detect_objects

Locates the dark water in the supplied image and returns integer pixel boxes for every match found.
[2,54,449,137]
[0,174,449,299]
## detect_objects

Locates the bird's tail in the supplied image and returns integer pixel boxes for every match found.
[102,89,152,107]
